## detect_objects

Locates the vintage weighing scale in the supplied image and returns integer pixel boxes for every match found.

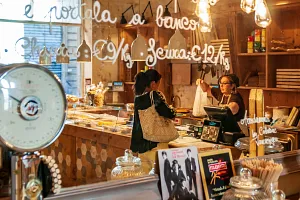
[0,63,67,199]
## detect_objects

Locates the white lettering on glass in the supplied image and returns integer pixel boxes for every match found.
[241,110,278,146]
[128,14,145,25]
[15,37,229,70]
[24,1,117,24]
[156,5,199,31]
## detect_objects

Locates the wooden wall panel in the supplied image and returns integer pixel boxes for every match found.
[41,124,131,187]
[41,134,76,187]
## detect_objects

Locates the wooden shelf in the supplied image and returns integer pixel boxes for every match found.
[268,51,300,56]
[238,86,300,92]
[237,53,266,56]
[238,86,265,90]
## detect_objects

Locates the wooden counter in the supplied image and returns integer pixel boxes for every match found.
[169,137,242,160]
[40,124,131,187]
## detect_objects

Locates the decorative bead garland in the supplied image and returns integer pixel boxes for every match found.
[40,155,62,194]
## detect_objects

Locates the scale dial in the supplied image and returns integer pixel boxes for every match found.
[0,64,67,152]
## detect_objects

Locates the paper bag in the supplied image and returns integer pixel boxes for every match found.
[193,85,208,116]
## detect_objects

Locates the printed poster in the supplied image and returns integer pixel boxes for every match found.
[158,146,204,200]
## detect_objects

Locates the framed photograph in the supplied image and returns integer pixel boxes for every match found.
[157,147,204,200]
[198,149,235,200]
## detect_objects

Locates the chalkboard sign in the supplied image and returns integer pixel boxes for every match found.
[198,149,235,200]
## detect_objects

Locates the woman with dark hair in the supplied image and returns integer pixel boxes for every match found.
[130,69,176,173]
[196,74,245,122]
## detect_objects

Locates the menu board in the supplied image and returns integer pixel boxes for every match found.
[198,149,235,200]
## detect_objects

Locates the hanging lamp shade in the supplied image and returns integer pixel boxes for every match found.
[56,43,70,64]
[39,46,52,65]
[131,34,148,61]
[168,29,187,53]
[101,36,116,62]
[255,0,272,28]
[77,40,91,62]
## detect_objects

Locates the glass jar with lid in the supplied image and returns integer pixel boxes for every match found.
[111,149,145,180]
[222,168,269,200]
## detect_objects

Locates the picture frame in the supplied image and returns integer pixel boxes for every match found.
[198,149,235,200]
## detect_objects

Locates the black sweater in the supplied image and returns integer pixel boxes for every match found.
[130,91,176,153]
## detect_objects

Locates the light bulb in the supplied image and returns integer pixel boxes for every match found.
[195,0,210,17]
[255,0,272,28]
[240,0,256,14]
[199,9,212,32]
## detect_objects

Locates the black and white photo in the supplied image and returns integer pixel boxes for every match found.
[158,147,204,200]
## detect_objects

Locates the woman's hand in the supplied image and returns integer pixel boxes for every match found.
[196,79,204,85]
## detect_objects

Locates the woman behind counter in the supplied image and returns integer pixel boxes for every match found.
[131,69,176,173]
[196,74,245,122]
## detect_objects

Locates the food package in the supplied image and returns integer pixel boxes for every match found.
[192,85,208,117]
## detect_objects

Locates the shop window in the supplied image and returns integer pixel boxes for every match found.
[0,0,82,96]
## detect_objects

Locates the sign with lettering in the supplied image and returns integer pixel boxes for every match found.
[12,1,230,69]
[240,110,279,146]
[198,149,235,200]
[14,36,230,69]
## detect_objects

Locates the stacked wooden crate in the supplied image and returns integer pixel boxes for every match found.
[276,69,300,89]
[210,39,230,57]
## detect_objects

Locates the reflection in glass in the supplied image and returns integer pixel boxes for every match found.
[240,0,256,14]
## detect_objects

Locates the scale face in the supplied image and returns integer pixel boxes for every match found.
[0,64,67,152]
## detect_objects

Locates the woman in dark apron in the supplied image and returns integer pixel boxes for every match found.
[196,74,245,122]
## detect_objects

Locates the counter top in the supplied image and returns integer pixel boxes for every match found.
[169,137,242,160]
[64,123,132,139]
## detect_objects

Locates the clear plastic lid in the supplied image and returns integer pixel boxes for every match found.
[230,168,263,190]
[235,137,284,154]
[116,149,141,167]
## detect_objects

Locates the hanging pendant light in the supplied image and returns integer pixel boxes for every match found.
[131,33,148,61]
[199,10,212,32]
[195,0,212,32]
[56,43,69,64]
[240,0,256,14]
[255,0,272,28]
[195,0,209,17]
[39,46,52,65]
[168,29,187,58]
[77,40,91,62]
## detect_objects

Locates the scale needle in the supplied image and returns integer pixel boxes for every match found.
[9,95,21,103]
